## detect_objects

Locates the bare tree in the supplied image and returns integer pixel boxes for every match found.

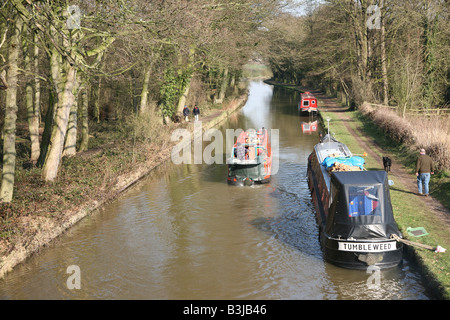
[1,14,23,202]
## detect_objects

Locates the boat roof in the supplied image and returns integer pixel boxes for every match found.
[228,129,270,165]
[235,129,268,148]
[332,170,387,186]
[301,92,317,100]
[314,135,352,164]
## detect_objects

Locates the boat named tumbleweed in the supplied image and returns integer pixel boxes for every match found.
[307,134,403,269]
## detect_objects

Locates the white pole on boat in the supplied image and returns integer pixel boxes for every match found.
[326,118,331,147]
[326,117,331,136]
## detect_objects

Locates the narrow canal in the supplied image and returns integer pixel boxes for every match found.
[0,81,435,299]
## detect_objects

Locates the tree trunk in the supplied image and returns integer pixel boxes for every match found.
[131,75,137,113]
[42,65,77,181]
[216,67,229,103]
[38,43,62,167]
[177,75,192,113]
[422,1,439,107]
[380,0,389,105]
[1,16,23,202]
[37,88,56,167]
[78,87,89,152]
[139,66,152,114]
[230,73,238,94]
[33,31,41,162]
[95,76,101,122]
[176,46,195,114]
[63,95,78,157]
[63,73,81,157]
[23,24,41,165]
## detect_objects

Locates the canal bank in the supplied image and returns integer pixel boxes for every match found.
[265,79,449,299]
[0,92,248,280]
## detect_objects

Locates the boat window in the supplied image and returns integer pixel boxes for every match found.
[348,186,381,217]
[303,100,310,107]
[233,146,249,160]
[312,100,316,104]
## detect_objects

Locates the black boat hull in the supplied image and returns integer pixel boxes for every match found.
[321,235,403,270]
[227,163,271,186]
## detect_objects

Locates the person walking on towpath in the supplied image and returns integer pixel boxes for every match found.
[183,105,190,122]
[416,148,434,196]
[193,105,200,121]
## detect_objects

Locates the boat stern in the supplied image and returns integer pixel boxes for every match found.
[322,236,403,269]
[227,162,271,186]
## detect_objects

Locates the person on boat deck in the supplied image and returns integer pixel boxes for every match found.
[183,105,190,122]
[416,148,434,196]
[193,105,200,121]
[235,142,248,160]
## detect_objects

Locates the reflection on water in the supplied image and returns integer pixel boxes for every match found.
[0,81,435,300]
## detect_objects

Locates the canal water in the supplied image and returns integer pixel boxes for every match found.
[0,81,435,299]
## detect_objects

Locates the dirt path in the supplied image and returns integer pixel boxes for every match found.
[305,88,450,227]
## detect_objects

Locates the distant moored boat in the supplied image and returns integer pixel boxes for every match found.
[298,92,318,114]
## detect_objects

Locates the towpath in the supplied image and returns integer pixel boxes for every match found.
[302,88,450,228]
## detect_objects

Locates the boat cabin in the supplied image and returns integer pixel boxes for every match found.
[299,92,318,113]
[230,129,269,164]
[327,171,399,240]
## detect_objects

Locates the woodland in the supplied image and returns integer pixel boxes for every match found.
[0,0,280,203]
[269,0,450,112]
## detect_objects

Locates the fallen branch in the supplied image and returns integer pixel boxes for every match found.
[391,234,446,253]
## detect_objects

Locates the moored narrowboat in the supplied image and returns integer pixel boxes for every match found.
[307,134,403,269]
[227,129,272,186]
[298,92,318,114]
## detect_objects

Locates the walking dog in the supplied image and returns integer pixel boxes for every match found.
[382,156,392,172]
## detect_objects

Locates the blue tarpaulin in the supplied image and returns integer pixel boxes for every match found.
[322,156,365,169]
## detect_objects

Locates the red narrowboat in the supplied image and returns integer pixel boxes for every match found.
[298,92,318,114]
[227,128,272,186]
